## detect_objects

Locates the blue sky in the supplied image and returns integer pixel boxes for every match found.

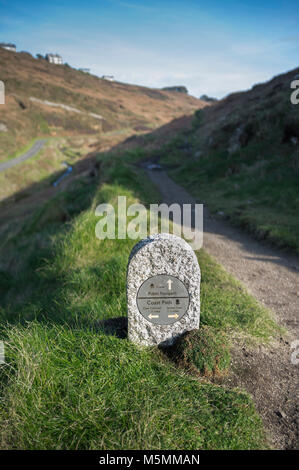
[0,0,298,97]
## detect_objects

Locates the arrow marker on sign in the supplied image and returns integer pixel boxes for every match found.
[148,314,159,319]
[168,314,179,319]
[167,279,173,290]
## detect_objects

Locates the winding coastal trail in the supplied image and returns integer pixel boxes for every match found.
[146,169,299,450]
[0,139,46,173]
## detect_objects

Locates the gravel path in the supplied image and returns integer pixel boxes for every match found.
[0,139,46,173]
[147,169,299,449]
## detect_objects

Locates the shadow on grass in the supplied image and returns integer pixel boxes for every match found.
[97,316,128,339]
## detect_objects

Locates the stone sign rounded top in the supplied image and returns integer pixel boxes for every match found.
[127,233,201,346]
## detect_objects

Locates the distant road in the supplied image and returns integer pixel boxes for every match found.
[0,139,47,173]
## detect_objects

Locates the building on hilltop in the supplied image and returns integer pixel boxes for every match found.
[46,53,63,65]
[102,75,114,81]
[78,68,90,73]
[162,86,188,94]
[0,43,16,52]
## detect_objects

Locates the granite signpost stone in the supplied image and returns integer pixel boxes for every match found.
[127,233,201,346]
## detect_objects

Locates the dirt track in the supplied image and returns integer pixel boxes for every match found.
[147,169,299,450]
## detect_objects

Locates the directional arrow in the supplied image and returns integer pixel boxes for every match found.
[168,314,179,319]
[148,314,159,319]
[167,279,173,291]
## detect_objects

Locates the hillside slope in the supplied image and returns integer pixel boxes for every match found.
[151,66,299,252]
[0,48,204,161]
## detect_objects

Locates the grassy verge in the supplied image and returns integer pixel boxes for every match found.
[0,150,280,449]
[169,150,299,253]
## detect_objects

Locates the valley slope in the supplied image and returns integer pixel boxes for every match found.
[0,47,204,161]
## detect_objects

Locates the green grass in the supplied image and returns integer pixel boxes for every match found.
[167,148,299,253]
[0,150,280,449]
[198,250,278,340]
[0,323,264,450]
